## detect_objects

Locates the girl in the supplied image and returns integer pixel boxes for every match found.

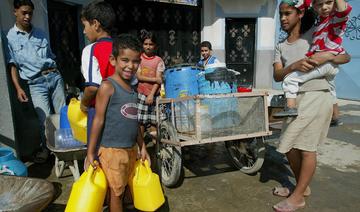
[272,0,350,211]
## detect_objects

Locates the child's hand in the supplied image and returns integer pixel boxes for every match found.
[139,145,151,167]
[310,52,335,65]
[86,153,98,170]
[155,77,162,84]
[292,58,318,73]
[145,94,154,105]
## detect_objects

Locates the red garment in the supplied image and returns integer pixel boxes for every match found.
[306,3,352,57]
[137,53,165,96]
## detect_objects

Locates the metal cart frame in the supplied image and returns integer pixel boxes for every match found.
[155,91,272,187]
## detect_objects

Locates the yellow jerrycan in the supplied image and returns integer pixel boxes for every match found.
[67,98,87,143]
[131,160,165,211]
[65,164,107,212]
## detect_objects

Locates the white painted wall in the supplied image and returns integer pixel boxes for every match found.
[201,0,277,88]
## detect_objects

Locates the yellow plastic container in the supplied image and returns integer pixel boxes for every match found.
[67,98,87,143]
[65,165,107,212]
[131,160,165,212]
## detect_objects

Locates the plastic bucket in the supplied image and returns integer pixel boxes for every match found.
[0,148,27,176]
[164,64,201,98]
[198,63,238,94]
[67,99,87,144]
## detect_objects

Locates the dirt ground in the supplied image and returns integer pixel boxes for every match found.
[25,99,360,212]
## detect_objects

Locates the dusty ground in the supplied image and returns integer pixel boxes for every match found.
[25,99,360,212]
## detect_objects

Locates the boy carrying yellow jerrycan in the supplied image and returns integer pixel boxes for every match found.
[67,98,87,144]
[131,160,165,211]
[65,163,107,212]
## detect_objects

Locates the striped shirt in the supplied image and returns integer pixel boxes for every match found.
[306,3,352,57]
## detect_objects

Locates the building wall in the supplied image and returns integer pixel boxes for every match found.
[201,0,277,89]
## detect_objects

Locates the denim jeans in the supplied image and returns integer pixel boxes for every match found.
[27,71,65,147]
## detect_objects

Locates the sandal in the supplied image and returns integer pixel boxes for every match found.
[273,199,305,212]
[273,187,311,197]
[273,187,291,197]
[34,149,49,164]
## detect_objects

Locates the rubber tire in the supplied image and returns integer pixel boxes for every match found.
[156,121,183,188]
[225,137,266,174]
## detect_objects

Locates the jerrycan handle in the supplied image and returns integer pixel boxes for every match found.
[86,161,97,184]
[135,160,152,181]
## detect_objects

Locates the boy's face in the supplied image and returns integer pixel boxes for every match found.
[313,0,335,17]
[200,46,211,60]
[14,5,33,31]
[81,19,97,43]
[143,38,156,56]
[110,49,141,81]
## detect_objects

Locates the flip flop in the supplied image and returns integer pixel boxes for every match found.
[273,187,311,197]
[273,187,291,197]
[273,199,305,212]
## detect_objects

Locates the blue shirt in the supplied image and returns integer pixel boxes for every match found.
[197,55,220,67]
[6,24,56,80]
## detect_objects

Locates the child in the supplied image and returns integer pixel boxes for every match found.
[79,1,115,147]
[137,32,164,140]
[197,41,220,67]
[275,0,352,117]
[87,34,150,212]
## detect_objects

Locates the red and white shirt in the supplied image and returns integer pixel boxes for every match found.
[137,53,165,96]
[81,37,114,87]
[306,3,352,57]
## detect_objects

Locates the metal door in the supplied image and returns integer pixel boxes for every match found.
[225,18,256,87]
[337,0,360,100]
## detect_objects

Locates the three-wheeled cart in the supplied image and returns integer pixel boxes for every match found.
[155,91,272,187]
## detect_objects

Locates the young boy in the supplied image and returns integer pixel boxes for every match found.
[275,0,352,117]
[197,41,220,67]
[79,1,115,145]
[87,34,150,212]
[137,33,164,140]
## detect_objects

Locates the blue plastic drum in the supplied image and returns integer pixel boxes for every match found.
[164,64,202,98]
[198,63,238,94]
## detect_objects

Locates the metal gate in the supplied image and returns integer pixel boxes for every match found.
[225,18,256,87]
[337,0,360,100]
[48,1,83,88]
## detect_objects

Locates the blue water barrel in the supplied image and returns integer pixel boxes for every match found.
[198,63,238,94]
[198,63,240,130]
[60,105,71,129]
[164,64,202,98]
[0,148,27,176]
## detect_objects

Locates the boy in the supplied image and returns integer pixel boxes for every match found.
[87,34,150,212]
[137,33,164,141]
[275,0,352,117]
[197,41,220,67]
[79,1,115,146]
[6,0,65,163]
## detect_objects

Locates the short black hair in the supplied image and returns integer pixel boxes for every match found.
[200,41,212,50]
[14,0,34,9]
[112,34,142,58]
[81,1,116,34]
[140,31,157,45]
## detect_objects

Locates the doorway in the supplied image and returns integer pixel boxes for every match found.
[225,18,256,87]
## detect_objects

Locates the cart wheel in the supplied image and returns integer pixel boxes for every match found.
[54,157,65,178]
[225,137,266,174]
[156,121,182,187]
